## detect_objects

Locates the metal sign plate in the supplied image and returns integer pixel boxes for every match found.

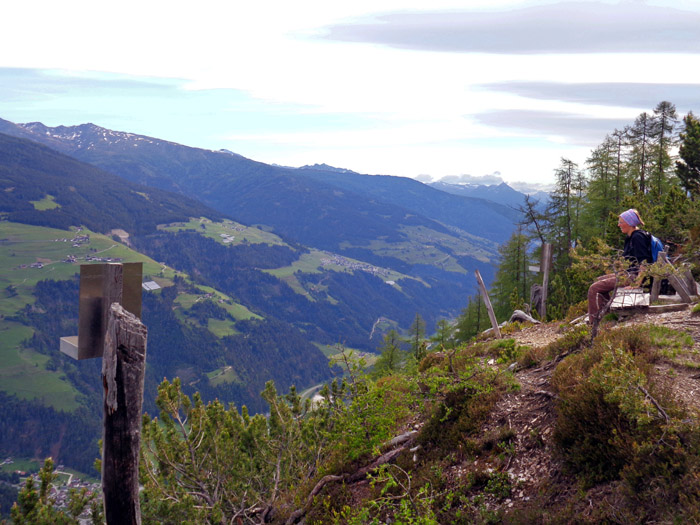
[60,262,142,360]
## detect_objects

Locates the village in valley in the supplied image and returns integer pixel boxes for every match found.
[13,227,123,271]
[319,251,393,281]
[1,456,100,521]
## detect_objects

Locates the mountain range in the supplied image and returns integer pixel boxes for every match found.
[428,180,549,209]
[0,116,530,474]
[0,118,520,245]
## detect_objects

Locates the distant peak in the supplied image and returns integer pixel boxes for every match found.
[299,163,357,174]
[217,149,244,158]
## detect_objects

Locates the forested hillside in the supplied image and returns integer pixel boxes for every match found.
[0,133,220,234]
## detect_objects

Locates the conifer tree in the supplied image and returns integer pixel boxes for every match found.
[10,458,100,525]
[454,294,488,343]
[431,319,455,350]
[547,158,584,273]
[628,112,654,194]
[489,230,533,320]
[611,127,629,204]
[407,313,427,362]
[676,111,700,198]
[650,101,679,198]
[373,329,403,377]
[520,194,547,245]
[584,136,617,238]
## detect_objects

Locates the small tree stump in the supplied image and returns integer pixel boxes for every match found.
[475,269,501,339]
[102,302,147,525]
[509,309,540,324]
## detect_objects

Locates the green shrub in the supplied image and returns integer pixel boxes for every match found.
[484,472,513,500]
[550,323,700,520]
[469,338,523,363]
[417,353,518,461]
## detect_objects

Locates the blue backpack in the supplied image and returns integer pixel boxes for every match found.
[649,233,664,262]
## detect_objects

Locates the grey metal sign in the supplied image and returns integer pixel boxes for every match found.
[60,262,143,360]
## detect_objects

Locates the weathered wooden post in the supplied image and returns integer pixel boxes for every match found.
[102,302,147,525]
[658,252,692,303]
[60,262,146,525]
[650,272,662,303]
[475,269,501,339]
[539,243,552,320]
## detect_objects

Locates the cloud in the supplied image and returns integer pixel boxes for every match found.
[325,2,700,54]
[475,110,632,145]
[509,181,555,194]
[0,68,177,100]
[479,82,700,113]
[439,173,504,185]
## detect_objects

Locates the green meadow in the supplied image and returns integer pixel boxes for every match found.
[264,249,413,297]
[159,218,286,246]
[29,194,61,211]
[0,458,40,475]
[206,365,241,387]
[173,285,261,334]
[337,225,494,275]
[0,320,78,411]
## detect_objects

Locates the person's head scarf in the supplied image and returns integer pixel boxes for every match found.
[619,209,642,227]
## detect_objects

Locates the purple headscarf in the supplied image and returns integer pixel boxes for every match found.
[619,209,641,227]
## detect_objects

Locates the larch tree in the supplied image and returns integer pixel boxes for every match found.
[611,127,629,204]
[454,293,488,343]
[430,319,455,350]
[373,329,403,377]
[407,313,427,362]
[548,158,583,268]
[650,101,679,198]
[584,135,617,239]
[627,112,654,194]
[489,230,533,320]
[676,111,700,198]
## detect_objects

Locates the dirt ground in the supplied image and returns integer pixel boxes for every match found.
[464,305,700,511]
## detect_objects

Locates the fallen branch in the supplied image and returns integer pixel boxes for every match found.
[284,474,348,525]
[533,390,558,399]
[383,430,417,449]
[348,446,408,484]
[637,385,670,422]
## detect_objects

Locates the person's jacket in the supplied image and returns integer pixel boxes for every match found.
[622,229,653,274]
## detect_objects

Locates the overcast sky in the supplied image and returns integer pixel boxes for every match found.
[1,0,699,189]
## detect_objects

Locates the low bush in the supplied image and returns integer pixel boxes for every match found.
[550,323,700,521]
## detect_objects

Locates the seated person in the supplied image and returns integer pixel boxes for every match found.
[587,209,652,324]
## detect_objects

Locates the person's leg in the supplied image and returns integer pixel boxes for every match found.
[588,274,617,322]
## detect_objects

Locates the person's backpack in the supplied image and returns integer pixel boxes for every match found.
[649,233,664,262]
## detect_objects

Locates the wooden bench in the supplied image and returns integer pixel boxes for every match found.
[607,251,698,317]
[648,251,698,303]
[585,251,698,336]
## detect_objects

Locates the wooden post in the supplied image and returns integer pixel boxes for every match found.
[658,252,692,303]
[102,302,147,525]
[650,275,661,303]
[684,269,698,297]
[539,243,552,320]
[475,269,501,339]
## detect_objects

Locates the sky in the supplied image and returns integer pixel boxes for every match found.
[1,0,700,191]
